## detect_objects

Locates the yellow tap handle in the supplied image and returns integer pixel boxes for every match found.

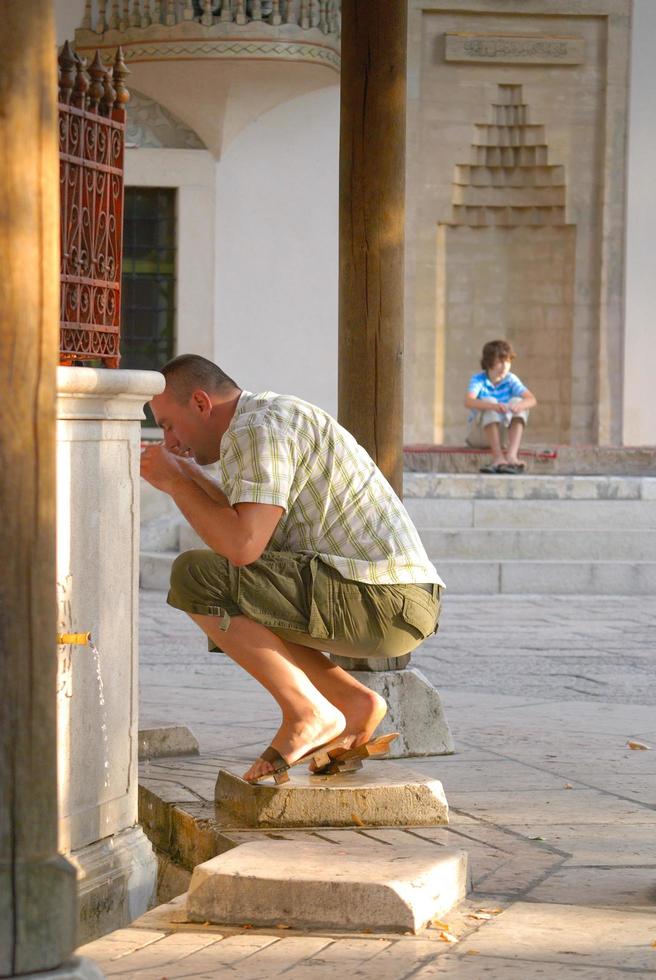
[57,632,92,646]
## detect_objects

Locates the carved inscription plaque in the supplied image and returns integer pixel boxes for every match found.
[445,33,584,65]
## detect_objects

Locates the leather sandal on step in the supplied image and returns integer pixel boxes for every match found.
[247,737,351,785]
[310,732,400,776]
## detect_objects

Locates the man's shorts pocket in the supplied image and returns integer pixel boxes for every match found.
[399,587,440,638]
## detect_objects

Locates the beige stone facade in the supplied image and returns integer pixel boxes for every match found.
[405,0,631,446]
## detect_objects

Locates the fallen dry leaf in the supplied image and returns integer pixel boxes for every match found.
[431,918,450,930]
[467,912,493,921]
[351,812,365,827]
[465,950,480,956]
[651,940,656,948]
[438,930,458,944]
[476,908,503,915]
[529,836,545,841]
[627,740,650,750]
[241,924,254,930]
[564,784,573,789]
[276,924,291,930]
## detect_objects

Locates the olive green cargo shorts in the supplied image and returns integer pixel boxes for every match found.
[167,549,441,661]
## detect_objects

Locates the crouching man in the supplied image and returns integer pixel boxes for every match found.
[141,354,445,783]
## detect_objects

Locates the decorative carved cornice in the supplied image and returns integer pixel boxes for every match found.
[74,32,341,70]
[74,2,341,71]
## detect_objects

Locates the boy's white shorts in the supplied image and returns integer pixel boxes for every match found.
[466,397,530,448]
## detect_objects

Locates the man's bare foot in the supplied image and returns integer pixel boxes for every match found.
[308,689,387,771]
[243,705,346,782]
[341,689,388,747]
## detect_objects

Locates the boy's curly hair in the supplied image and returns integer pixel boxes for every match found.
[481,339,516,371]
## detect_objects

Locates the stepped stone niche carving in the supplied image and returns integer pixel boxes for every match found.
[437,84,575,445]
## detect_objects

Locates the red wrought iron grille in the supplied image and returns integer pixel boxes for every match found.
[58,42,129,367]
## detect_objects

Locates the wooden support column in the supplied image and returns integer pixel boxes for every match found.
[0,3,78,975]
[338,0,407,499]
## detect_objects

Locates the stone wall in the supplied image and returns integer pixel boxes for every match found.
[437,224,575,444]
[405,0,630,446]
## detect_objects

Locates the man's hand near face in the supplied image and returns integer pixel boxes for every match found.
[140,443,282,566]
[140,444,187,493]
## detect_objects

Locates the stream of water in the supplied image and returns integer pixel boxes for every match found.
[89,639,111,789]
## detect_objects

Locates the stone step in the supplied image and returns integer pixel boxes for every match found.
[216,762,449,829]
[403,472,656,500]
[179,523,207,552]
[405,496,656,529]
[419,528,656,561]
[140,473,656,595]
[403,446,656,477]
[139,554,656,597]
[434,560,656,595]
[186,836,468,934]
[141,550,178,590]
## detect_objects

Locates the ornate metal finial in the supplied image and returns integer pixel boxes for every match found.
[58,40,77,104]
[72,54,90,109]
[112,47,131,110]
[88,51,107,110]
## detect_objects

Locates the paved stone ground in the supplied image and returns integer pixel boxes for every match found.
[78,591,656,978]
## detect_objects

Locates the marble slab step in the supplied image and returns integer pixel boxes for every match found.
[405,496,656,529]
[419,527,656,561]
[140,551,656,595]
[433,559,656,595]
[186,835,468,933]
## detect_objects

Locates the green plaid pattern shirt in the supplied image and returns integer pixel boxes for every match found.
[218,391,444,586]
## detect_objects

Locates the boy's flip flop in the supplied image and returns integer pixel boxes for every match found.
[479,463,502,474]
[310,732,400,776]
[247,736,351,785]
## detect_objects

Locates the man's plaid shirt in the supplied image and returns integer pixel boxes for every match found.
[218,391,444,586]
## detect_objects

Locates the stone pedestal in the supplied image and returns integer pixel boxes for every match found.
[56,368,164,942]
[344,667,454,757]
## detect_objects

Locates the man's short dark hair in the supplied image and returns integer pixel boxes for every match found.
[481,340,516,371]
[160,354,239,403]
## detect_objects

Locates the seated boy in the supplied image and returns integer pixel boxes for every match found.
[464,339,537,474]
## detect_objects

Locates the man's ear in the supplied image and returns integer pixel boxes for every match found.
[191,389,213,416]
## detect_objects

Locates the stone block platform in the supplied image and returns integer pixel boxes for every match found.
[186,835,468,933]
[215,763,449,828]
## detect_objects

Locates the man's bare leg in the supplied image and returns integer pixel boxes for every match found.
[190,612,346,781]
[281,638,387,748]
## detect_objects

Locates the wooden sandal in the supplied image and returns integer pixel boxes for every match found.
[247,737,351,785]
[311,732,400,776]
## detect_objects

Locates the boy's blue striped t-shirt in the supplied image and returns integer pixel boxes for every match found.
[467,371,527,421]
